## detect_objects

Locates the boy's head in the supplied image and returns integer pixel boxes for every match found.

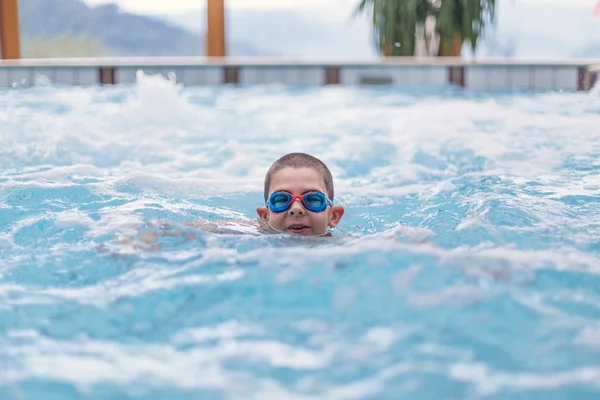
[257,153,344,236]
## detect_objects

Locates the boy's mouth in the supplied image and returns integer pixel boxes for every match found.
[287,224,310,234]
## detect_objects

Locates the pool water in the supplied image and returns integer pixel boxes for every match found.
[1,73,600,399]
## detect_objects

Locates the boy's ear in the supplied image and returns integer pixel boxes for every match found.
[328,206,345,228]
[256,206,269,220]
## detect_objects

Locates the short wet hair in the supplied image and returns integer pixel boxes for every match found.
[264,153,335,202]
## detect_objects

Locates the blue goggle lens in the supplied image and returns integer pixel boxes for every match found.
[304,193,325,208]
[267,191,331,213]
[271,193,291,209]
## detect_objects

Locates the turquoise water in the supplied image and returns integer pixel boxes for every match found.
[1,73,600,399]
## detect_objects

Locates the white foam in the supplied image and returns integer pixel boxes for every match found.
[450,362,600,396]
[0,329,333,392]
[40,268,245,307]
[172,321,262,344]
[574,326,600,349]
[0,164,102,182]
[53,210,96,228]
[2,75,600,203]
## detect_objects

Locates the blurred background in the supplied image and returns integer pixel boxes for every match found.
[16,0,600,60]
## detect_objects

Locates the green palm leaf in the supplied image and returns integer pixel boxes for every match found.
[356,0,497,57]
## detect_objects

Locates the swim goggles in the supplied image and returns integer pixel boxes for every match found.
[267,191,333,213]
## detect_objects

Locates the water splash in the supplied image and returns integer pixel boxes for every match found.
[125,71,199,124]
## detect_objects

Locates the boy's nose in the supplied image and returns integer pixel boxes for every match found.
[288,199,305,215]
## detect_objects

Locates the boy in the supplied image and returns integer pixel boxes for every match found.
[256,152,345,236]
[109,153,344,252]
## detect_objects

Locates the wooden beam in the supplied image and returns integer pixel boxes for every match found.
[206,0,226,57]
[0,0,21,59]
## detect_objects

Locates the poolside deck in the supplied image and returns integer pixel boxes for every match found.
[0,57,598,91]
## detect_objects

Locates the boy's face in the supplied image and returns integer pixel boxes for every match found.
[256,167,344,236]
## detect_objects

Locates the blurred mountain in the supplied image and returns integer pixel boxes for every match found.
[18,0,269,57]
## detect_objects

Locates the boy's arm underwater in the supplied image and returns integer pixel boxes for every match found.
[98,221,205,254]
[98,218,274,254]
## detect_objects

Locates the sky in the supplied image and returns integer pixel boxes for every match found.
[83,0,599,14]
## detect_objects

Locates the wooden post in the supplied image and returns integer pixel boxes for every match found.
[0,0,21,59]
[206,0,226,57]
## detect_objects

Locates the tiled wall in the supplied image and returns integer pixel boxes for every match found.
[0,63,596,91]
[465,66,579,91]
[239,66,323,85]
[340,66,448,86]
[0,66,99,87]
